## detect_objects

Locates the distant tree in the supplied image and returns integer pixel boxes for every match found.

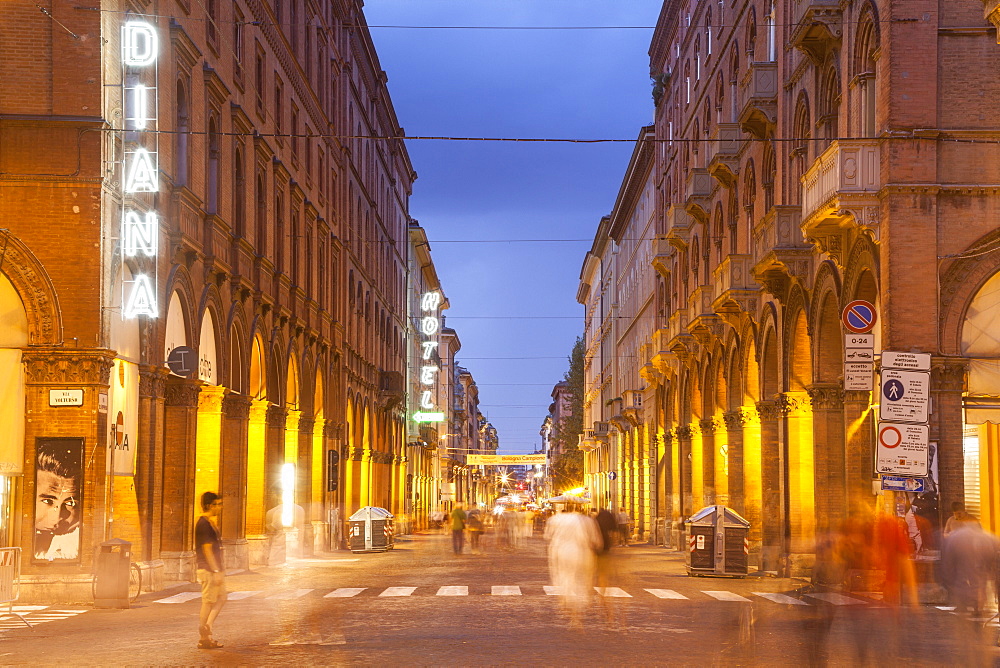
[550,336,585,491]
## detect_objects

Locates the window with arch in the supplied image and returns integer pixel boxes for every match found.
[685,60,691,104]
[175,79,189,186]
[746,9,757,61]
[713,203,725,264]
[254,171,266,249]
[761,142,775,212]
[854,10,880,137]
[728,188,739,254]
[234,147,246,236]
[743,160,756,245]
[207,116,220,213]
[706,7,713,56]
[729,45,740,122]
[791,94,811,203]
[818,64,840,150]
[765,0,776,61]
[695,37,701,80]
[274,189,285,272]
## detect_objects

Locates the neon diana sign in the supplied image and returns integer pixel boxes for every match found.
[121,19,159,318]
[413,291,442,422]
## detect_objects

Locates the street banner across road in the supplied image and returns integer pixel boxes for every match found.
[876,422,929,476]
[466,454,547,465]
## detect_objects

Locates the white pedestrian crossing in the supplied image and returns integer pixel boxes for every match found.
[266,589,313,600]
[437,586,468,596]
[492,586,521,596]
[805,592,865,605]
[154,591,202,604]
[325,587,367,598]
[753,592,808,605]
[0,608,86,630]
[227,590,263,600]
[595,587,632,598]
[703,591,752,602]
[645,589,689,600]
[543,586,563,596]
[379,586,417,597]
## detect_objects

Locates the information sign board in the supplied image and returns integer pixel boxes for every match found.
[880,475,925,493]
[882,351,932,372]
[844,363,874,391]
[876,422,929,476]
[879,369,930,423]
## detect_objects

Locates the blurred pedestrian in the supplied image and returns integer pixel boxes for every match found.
[195,491,226,649]
[944,502,980,537]
[912,492,939,553]
[467,506,484,553]
[940,521,998,615]
[450,503,467,555]
[616,509,630,547]
[545,505,602,628]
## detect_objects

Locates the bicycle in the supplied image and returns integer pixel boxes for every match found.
[92,562,142,604]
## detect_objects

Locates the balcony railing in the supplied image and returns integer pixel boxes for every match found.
[987,2,1000,42]
[684,168,714,221]
[712,254,758,309]
[790,0,843,60]
[707,123,741,187]
[738,62,778,139]
[651,235,673,278]
[800,139,880,237]
[666,205,694,250]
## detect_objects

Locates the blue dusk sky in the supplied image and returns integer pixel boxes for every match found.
[364,1,661,453]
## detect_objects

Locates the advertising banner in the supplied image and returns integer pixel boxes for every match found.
[466,454,547,466]
[33,437,84,562]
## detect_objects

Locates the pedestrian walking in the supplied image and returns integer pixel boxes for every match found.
[195,491,226,649]
[616,509,630,547]
[544,505,602,628]
[450,503,467,555]
[466,506,484,553]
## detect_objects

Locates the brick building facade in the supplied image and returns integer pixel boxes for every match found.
[0,0,421,599]
[580,0,1000,574]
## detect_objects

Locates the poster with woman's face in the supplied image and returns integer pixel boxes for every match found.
[33,438,83,562]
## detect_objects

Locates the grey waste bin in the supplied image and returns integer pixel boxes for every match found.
[684,505,750,577]
[348,507,395,553]
[94,538,131,608]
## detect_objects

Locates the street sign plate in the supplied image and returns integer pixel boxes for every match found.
[166,345,196,377]
[845,348,875,363]
[881,351,932,372]
[842,300,877,334]
[880,475,926,493]
[844,363,874,391]
[845,333,875,348]
[879,369,930,423]
[876,422,929,476]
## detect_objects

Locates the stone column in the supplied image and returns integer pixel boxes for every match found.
[265,405,287,512]
[701,417,724,505]
[756,400,782,572]
[723,409,747,514]
[729,406,762,561]
[220,392,251,569]
[807,383,845,535]
[161,377,202,582]
[296,415,315,555]
[778,391,815,576]
[843,389,875,512]
[137,365,168,563]
[932,358,968,526]
[675,425,693,518]
[689,421,704,508]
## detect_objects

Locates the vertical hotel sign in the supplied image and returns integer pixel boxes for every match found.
[120,19,159,318]
[413,291,444,422]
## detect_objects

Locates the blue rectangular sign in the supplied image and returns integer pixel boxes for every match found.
[880,475,925,493]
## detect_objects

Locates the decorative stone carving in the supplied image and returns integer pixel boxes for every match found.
[323,421,344,440]
[266,405,287,429]
[139,365,169,397]
[164,379,202,407]
[198,386,226,412]
[723,407,759,430]
[807,384,845,410]
[755,400,781,421]
[0,233,62,345]
[776,392,811,417]
[700,417,722,434]
[222,393,252,420]
[674,425,692,439]
[931,358,968,393]
[297,416,316,434]
[23,350,115,385]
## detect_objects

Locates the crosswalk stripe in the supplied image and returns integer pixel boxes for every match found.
[645,589,689,599]
[437,586,468,597]
[753,592,809,605]
[703,591,752,602]
[154,592,202,604]
[379,587,417,597]
[543,586,563,596]
[266,589,313,600]
[227,590,263,600]
[492,586,521,596]
[805,592,865,605]
[325,588,366,598]
[595,587,632,598]
[11,606,47,612]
